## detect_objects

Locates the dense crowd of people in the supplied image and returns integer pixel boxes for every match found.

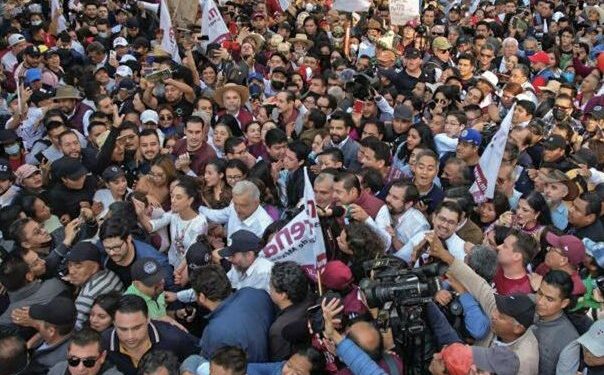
[0,0,603,374]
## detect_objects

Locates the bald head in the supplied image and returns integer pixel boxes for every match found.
[347,321,383,361]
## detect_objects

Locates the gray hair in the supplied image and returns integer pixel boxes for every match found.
[467,245,498,284]
[327,86,345,103]
[232,180,260,201]
[502,37,519,48]
[315,172,335,185]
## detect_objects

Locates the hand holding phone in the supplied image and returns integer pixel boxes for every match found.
[353,99,365,114]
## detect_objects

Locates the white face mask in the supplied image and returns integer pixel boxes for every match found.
[4,143,20,155]
[98,32,109,38]
[31,19,42,26]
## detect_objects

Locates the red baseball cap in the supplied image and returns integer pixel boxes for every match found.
[528,51,550,65]
[545,232,586,266]
[320,261,353,291]
[441,343,473,375]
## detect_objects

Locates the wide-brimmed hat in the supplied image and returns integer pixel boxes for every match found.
[214,83,249,108]
[477,71,499,89]
[540,169,579,201]
[53,85,81,100]
[289,33,314,48]
[241,33,266,50]
[539,80,562,94]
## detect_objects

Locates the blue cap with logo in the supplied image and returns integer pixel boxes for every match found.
[459,128,482,146]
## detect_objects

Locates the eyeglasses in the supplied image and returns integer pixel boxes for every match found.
[104,241,125,253]
[226,174,243,181]
[554,104,572,111]
[68,356,99,368]
[438,49,450,54]
[160,115,173,121]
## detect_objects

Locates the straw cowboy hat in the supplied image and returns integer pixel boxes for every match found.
[289,33,314,48]
[240,33,266,50]
[53,85,82,101]
[214,83,249,108]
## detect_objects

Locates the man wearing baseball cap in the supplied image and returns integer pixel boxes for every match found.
[66,242,124,329]
[535,232,587,296]
[48,157,96,222]
[576,319,604,373]
[2,33,27,72]
[219,229,274,293]
[455,129,482,169]
[125,257,168,319]
[528,51,554,94]
[27,296,78,374]
[0,158,18,207]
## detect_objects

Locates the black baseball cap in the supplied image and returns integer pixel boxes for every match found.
[30,296,77,326]
[0,129,18,145]
[589,105,604,120]
[66,242,102,264]
[53,157,88,180]
[219,230,262,258]
[404,48,422,59]
[126,17,140,28]
[494,293,535,329]
[186,240,213,271]
[542,134,566,150]
[0,159,14,180]
[131,257,165,287]
[102,165,125,182]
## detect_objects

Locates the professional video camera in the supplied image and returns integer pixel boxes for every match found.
[361,260,445,308]
[360,258,447,374]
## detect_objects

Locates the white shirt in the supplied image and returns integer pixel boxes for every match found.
[434,134,458,158]
[362,205,393,251]
[394,230,466,266]
[92,188,132,219]
[199,203,274,239]
[1,51,17,72]
[393,207,431,248]
[227,257,274,293]
[150,212,208,267]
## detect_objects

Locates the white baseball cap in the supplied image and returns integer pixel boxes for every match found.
[8,34,26,47]
[113,37,128,48]
[115,65,133,78]
[119,54,137,64]
[140,110,159,124]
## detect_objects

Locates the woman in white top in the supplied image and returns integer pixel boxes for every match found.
[134,177,208,267]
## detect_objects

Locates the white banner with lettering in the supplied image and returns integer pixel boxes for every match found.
[470,104,514,203]
[159,0,181,63]
[260,168,327,277]
[200,0,230,44]
[333,0,371,12]
[390,0,420,26]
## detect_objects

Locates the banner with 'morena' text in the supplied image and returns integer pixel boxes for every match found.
[259,168,326,278]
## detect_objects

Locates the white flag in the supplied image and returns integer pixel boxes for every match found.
[51,0,67,33]
[200,0,230,45]
[278,0,292,12]
[333,0,371,12]
[159,0,181,63]
[470,104,515,203]
[260,168,327,278]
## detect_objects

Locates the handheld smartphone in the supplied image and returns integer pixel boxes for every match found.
[109,50,117,61]
[353,99,365,114]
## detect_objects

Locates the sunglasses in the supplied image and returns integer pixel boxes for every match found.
[160,115,173,120]
[68,357,99,368]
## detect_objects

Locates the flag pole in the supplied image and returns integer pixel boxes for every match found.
[316,268,323,296]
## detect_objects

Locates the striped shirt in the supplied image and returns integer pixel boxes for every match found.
[75,269,124,330]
